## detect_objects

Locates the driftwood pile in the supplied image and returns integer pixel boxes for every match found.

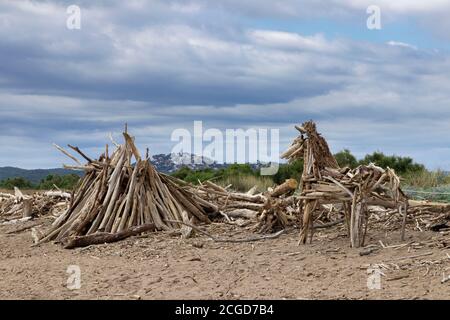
[0,188,70,224]
[282,121,409,248]
[195,180,266,220]
[3,122,449,250]
[367,200,450,232]
[37,130,218,248]
[407,201,450,231]
[255,179,300,232]
[195,179,300,232]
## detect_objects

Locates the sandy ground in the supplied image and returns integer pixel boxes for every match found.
[0,216,449,300]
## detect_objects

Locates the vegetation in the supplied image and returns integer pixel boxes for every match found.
[0,167,81,184]
[359,151,425,175]
[272,160,303,184]
[2,150,449,202]
[170,150,450,202]
[333,150,425,174]
[402,169,449,188]
[171,163,300,192]
[0,174,80,190]
[220,175,274,193]
[171,167,220,184]
[334,149,358,169]
[0,177,34,190]
[37,174,81,190]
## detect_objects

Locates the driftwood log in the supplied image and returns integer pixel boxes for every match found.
[62,223,156,249]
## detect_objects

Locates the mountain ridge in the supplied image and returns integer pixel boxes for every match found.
[0,153,265,183]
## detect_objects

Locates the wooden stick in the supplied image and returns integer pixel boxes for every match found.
[53,144,82,165]
[68,145,94,163]
[62,223,156,249]
[386,251,433,262]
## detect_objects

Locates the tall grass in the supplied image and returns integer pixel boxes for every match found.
[402,169,450,203]
[402,169,450,188]
[218,175,274,193]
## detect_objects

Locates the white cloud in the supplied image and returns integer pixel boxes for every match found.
[386,41,417,50]
[342,0,450,14]
[248,30,343,52]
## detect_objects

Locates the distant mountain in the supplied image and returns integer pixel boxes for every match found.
[0,167,83,184]
[150,153,265,173]
[150,153,230,173]
[0,153,266,183]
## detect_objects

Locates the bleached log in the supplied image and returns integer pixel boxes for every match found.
[62,223,156,249]
[224,209,258,219]
[44,191,72,199]
[180,211,193,239]
[226,202,263,211]
[0,192,14,199]
[14,187,26,201]
[246,186,258,196]
[270,179,298,198]
[203,180,228,193]
[22,199,32,218]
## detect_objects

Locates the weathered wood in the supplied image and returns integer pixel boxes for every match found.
[225,209,258,219]
[62,224,156,249]
[44,191,72,199]
[22,199,32,218]
[270,179,298,198]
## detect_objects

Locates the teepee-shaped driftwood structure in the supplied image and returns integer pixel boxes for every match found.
[282,121,408,248]
[38,130,217,247]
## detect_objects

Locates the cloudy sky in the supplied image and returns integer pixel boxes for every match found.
[1,0,450,169]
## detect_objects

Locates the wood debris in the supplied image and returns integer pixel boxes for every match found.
[0,188,70,223]
[367,200,450,233]
[194,178,300,233]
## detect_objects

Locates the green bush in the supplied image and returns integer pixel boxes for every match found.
[223,164,256,177]
[172,164,262,185]
[172,167,220,185]
[273,160,303,184]
[37,174,81,190]
[359,151,425,175]
[334,149,358,168]
[171,166,194,181]
[0,177,34,190]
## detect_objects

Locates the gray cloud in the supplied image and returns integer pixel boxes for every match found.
[0,1,450,169]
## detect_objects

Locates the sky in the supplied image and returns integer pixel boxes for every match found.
[1,0,450,169]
